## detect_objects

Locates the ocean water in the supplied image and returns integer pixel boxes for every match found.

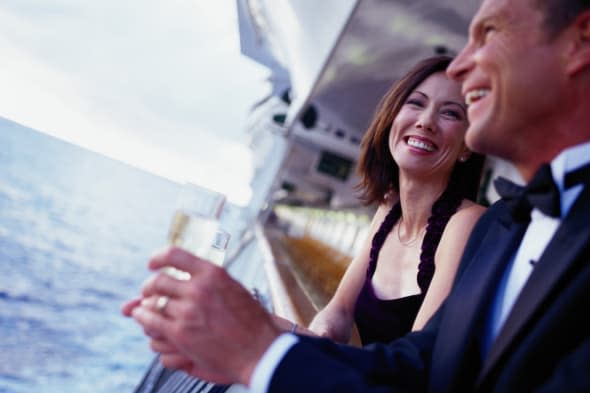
[0,118,208,392]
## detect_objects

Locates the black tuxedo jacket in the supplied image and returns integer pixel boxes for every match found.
[269,182,590,392]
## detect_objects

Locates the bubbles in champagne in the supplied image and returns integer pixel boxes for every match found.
[167,210,218,257]
[164,210,229,278]
[168,210,190,246]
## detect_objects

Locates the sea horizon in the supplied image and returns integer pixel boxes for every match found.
[0,117,248,393]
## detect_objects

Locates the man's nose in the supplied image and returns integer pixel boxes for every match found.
[447,44,473,82]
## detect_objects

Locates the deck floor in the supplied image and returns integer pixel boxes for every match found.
[264,228,350,325]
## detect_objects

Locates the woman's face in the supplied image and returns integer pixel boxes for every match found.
[389,72,469,181]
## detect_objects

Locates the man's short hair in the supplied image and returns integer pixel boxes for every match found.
[534,0,590,39]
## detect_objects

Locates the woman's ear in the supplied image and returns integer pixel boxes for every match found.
[458,148,471,163]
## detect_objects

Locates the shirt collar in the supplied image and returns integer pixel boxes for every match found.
[550,140,590,217]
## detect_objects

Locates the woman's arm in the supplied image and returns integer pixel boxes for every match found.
[412,200,485,330]
[272,314,317,335]
[306,201,393,343]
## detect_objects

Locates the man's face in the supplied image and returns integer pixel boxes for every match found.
[447,0,566,174]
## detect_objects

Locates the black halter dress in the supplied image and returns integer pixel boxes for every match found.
[353,189,462,345]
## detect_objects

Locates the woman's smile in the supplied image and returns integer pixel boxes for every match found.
[405,136,438,153]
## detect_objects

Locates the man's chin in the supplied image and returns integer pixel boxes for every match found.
[465,113,504,154]
[464,123,488,154]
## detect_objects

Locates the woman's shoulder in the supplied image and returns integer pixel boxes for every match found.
[446,199,486,230]
[434,200,487,264]
[457,199,486,215]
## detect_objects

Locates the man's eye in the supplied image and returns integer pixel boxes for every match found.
[482,25,495,40]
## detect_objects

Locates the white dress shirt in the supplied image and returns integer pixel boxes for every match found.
[482,141,590,356]
[250,141,590,392]
[249,333,298,392]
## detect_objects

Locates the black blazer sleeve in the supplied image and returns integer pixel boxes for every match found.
[536,338,590,392]
[268,318,439,393]
[452,199,509,284]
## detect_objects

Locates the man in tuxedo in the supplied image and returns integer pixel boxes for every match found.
[127,0,590,391]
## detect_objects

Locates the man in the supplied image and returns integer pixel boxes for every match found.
[126,0,590,391]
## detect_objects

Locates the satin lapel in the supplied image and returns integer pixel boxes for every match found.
[431,207,527,389]
[478,184,590,383]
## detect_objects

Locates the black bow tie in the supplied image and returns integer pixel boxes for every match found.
[495,162,590,222]
[495,163,560,221]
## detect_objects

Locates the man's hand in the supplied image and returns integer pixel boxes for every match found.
[130,247,281,386]
[123,295,195,372]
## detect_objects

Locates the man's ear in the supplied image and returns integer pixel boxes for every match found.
[566,11,590,76]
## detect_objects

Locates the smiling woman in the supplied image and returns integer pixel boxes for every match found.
[307,56,486,345]
[388,72,470,182]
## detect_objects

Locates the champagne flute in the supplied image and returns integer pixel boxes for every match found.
[165,183,226,279]
[207,229,231,267]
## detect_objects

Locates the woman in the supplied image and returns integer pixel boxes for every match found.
[289,55,486,345]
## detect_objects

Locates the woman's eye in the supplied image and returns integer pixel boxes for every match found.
[406,99,424,107]
[442,109,462,120]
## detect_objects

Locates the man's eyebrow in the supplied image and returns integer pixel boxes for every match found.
[468,16,486,41]
[470,6,505,41]
[470,15,483,34]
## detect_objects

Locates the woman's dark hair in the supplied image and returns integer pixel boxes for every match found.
[356,55,484,205]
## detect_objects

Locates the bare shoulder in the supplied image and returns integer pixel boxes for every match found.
[445,199,486,233]
[435,200,486,266]
[450,199,486,226]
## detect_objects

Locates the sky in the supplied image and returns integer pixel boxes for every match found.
[0,0,270,206]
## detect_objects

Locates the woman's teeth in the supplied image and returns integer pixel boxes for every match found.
[407,137,435,152]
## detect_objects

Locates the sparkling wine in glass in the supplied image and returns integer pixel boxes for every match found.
[164,183,226,279]
[207,229,230,267]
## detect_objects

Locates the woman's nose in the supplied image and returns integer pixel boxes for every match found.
[416,110,436,133]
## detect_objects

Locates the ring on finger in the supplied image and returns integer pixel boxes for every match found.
[156,295,170,314]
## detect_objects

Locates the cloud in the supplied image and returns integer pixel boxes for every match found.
[0,0,269,205]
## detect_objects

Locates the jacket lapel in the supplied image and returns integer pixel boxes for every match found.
[430,205,528,391]
[477,184,590,384]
